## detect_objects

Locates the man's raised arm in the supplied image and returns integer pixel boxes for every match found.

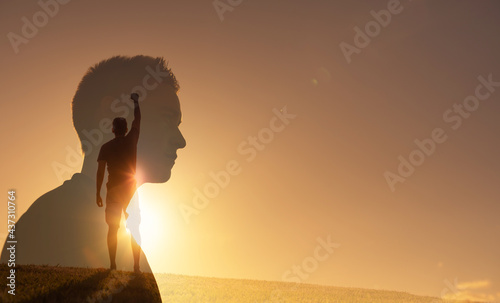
[131,93,141,131]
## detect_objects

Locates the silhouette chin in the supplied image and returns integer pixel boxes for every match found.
[143,170,172,184]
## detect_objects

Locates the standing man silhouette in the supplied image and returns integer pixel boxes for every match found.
[96,92,141,272]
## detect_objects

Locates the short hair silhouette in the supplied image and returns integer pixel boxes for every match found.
[72,55,179,154]
[112,117,128,136]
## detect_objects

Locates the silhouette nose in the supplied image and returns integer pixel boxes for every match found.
[175,129,186,149]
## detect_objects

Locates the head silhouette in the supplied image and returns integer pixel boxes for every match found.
[72,55,186,184]
[112,117,128,137]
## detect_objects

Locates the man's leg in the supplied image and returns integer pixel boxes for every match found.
[124,185,142,273]
[105,199,121,270]
[123,184,137,220]
[131,235,141,273]
[107,225,119,270]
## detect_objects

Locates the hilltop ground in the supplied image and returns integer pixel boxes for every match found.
[0,264,479,302]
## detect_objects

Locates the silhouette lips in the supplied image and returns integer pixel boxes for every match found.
[167,154,177,161]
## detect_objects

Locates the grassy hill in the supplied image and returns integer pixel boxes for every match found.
[0,264,161,302]
[0,264,479,302]
[154,273,477,303]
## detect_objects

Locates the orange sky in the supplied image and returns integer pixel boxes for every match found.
[1,0,500,301]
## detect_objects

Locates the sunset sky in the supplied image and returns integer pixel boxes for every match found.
[1,0,500,301]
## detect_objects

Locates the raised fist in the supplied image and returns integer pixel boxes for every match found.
[131,93,139,102]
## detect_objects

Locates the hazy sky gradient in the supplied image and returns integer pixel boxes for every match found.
[1,0,500,300]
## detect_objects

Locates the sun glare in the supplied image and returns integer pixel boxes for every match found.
[134,186,176,272]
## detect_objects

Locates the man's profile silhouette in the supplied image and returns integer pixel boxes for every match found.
[1,55,186,302]
[96,93,142,272]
